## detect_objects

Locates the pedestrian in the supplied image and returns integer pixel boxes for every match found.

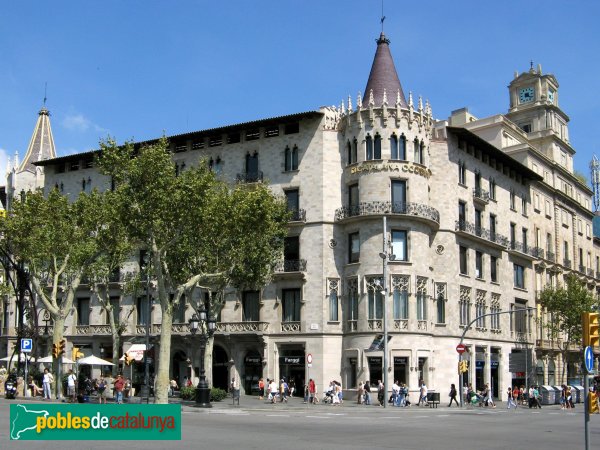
[392,380,400,406]
[307,378,315,404]
[418,380,428,407]
[279,379,288,403]
[448,383,459,407]
[169,378,178,397]
[484,383,496,408]
[97,376,107,404]
[268,378,278,403]
[258,377,265,400]
[289,380,296,397]
[463,383,469,404]
[42,368,53,400]
[364,381,371,405]
[357,381,364,404]
[377,380,384,406]
[67,369,77,403]
[114,374,125,404]
[507,386,517,409]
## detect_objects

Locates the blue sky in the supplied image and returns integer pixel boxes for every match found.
[1,1,599,180]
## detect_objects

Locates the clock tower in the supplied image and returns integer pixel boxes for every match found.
[506,63,573,172]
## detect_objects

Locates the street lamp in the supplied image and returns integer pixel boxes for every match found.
[140,252,151,402]
[189,301,217,407]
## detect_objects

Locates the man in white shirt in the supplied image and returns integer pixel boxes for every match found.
[419,381,428,406]
[67,369,77,402]
[42,368,53,400]
[268,379,278,403]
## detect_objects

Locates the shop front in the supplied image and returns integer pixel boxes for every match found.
[243,351,262,394]
[278,349,305,393]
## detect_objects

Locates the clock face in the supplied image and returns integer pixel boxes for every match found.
[548,89,555,103]
[519,87,534,103]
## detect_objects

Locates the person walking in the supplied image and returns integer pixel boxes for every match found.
[484,383,496,408]
[448,383,459,407]
[258,378,265,400]
[418,380,428,407]
[67,369,77,403]
[114,374,125,404]
[357,381,364,404]
[377,380,385,406]
[364,381,371,405]
[507,386,517,409]
[392,381,400,406]
[97,376,107,404]
[308,378,316,404]
[42,368,53,400]
[268,378,278,403]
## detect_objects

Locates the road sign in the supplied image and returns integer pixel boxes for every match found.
[307,354,313,364]
[456,343,466,354]
[584,346,594,373]
[21,338,33,353]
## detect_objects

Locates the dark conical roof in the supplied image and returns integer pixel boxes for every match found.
[363,32,407,108]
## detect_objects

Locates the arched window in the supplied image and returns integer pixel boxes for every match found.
[374,133,382,159]
[413,138,420,164]
[292,145,299,170]
[352,138,358,163]
[390,134,399,160]
[399,134,407,160]
[419,140,425,165]
[346,141,352,165]
[365,134,373,161]
[284,146,298,171]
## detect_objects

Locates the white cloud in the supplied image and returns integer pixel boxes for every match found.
[62,113,107,134]
[0,147,9,177]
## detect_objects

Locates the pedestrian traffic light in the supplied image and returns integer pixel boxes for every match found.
[52,343,59,358]
[58,339,66,357]
[582,312,600,348]
[72,347,84,361]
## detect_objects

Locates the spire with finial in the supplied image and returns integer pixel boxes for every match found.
[529,60,535,74]
[357,91,362,109]
[418,95,423,111]
[18,98,57,174]
[348,95,353,112]
[340,99,345,115]
[369,89,375,106]
[408,91,413,107]
[382,88,388,106]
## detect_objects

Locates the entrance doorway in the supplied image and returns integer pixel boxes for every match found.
[212,346,229,390]
[279,350,305,395]
[243,351,262,395]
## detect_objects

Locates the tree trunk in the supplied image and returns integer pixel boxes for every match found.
[52,315,65,399]
[111,330,120,377]
[155,304,173,404]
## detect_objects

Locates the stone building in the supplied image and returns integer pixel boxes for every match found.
[2,31,598,398]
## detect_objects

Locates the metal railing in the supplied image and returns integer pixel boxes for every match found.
[335,201,440,223]
[455,220,509,247]
[588,268,594,277]
[563,259,572,269]
[275,259,307,272]
[236,171,264,183]
[472,187,490,203]
[546,251,555,262]
[393,319,408,330]
[288,208,306,222]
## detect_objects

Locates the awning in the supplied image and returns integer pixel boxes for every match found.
[120,344,147,362]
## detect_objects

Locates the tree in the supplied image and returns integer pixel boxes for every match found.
[538,274,597,382]
[1,189,119,395]
[97,137,289,404]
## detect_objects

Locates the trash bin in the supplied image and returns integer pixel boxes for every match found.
[571,385,584,403]
[540,386,555,405]
[553,386,564,405]
[426,391,440,407]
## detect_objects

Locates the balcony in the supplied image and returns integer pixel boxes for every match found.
[393,319,408,330]
[335,201,439,225]
[275,259,307,273]
[417,320,428,330]
[597,271,600,279]
[455,220,509,247]
[563,259,572,269]
[508,241,539,259]
[236,171,263,183]
[588,268,594,277]
[346,320,357,332]
[90,325,112,335]
[281,321,301,333]
[546,251,556,263]
[217,321,269,333]
[472,187,490,204]
[530,247,544,259]
[579,265,586,274]
[288,208,306,222]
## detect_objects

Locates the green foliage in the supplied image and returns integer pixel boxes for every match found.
[538,274,597,347]
[179,386,196,400]
[210,387,228,402]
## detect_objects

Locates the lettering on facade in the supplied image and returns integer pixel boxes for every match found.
[350,162,433,179]
[279,356,303,365]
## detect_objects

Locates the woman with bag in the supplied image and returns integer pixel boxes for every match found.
[448,383,459,407]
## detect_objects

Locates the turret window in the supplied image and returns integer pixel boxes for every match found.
[284,145,299,171]
[399,134,407,160]
[373,133,382,159]
[365,134,373,160]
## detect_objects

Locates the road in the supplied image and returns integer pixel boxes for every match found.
[1,397,599,449]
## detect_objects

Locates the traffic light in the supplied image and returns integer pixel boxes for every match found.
[124,353,134,366]
[458,360,469,373]
[72,347,84,361]
[582,312,600,348]
[52,343,59,358]
[58,339,66,357]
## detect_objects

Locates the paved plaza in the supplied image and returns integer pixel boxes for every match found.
[1,395,599,449]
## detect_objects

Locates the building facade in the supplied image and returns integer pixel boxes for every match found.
[2,32,599,398]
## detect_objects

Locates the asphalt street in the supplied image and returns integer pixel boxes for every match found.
[1,396,599,450]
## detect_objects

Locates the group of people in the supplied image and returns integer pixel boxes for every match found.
[462,383,496,407]
[259,377,292,403]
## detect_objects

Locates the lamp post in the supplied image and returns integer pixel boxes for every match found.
[140,253,151,402]
[378,216,390,408]
[189,300,217,408]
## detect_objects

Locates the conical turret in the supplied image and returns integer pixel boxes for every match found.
[19,106,56,173]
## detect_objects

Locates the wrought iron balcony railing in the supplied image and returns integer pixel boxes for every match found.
[530,247,544,259]
[288,208,306,222]
[546,251,555,262]
[473,187,490,203]
[275,259,307,272]
[236,171,264,183]
[587,268,594,277]
[335,201,440,223]
[579,265,586,274]
[455,220,509,247]
[563,259,572,269]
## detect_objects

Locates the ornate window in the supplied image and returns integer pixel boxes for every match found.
[435,283,446,324]
[416,277,428,321]
[475,290,487,329]
[490,294,501,331]
[366,277,384,320]
[284,145,299,171]
[365,134,374,160]
[399,134,407,160]
[374,133,382,159]
[459,286,471,326]
[390,134,399,160]
[392,275,410,320]
[328,279,339,322]
[347,277,359,322]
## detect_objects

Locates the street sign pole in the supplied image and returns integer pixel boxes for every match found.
[583,346,594,450]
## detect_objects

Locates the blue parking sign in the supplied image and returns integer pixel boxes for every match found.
[21,338,33,353]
